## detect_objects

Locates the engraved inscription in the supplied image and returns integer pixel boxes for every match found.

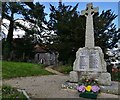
[79,50,89,70]
[80,56,88,69]
[89,51,99,69]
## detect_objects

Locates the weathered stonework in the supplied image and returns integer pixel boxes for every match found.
[69,71,78,82]
[81,3,98,48]
[98,73,111,85]
[69,3,111,86]
[70,46,111,85]
[73,47,107,72]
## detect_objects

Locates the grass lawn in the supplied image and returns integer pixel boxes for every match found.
[2,61,53,79]
[52,65,73,74]
[53,65,120,82]
[2,85,27,99]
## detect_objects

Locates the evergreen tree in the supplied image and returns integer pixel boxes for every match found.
[2,2,24,59]
[48,2,120,65]
[2,2,47,60]
[16,2,47,44]
[48,2,85,64]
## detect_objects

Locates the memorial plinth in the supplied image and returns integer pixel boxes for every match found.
[69,3,111,86]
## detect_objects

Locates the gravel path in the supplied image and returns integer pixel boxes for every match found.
[3,75,119,99]
[3,75,79,98]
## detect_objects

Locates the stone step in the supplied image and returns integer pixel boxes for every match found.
[97,93,119,98]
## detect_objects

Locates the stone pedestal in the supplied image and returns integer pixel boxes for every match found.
[69,71,78,82]
[69,3,111,86]
[69,47,111,86]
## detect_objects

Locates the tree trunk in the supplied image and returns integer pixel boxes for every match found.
[4,13,14,60]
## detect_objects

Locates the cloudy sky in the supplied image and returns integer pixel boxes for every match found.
[2,19,25,38]
[2,1,119,38]
[40,2,118,26]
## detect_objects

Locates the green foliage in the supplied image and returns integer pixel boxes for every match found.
[13,36,34,61]
[2,2,26,60]
[2,85,27,99]
[2,41,11,59]
[2,2,120,65]
[79,92,98,99]
[2,2,47,60]
[78,78,99,86]
[48,2,85,64]
[112,72,120,82]
[17,2,47,43]
[2,61,53,79]
[94,10,119,51]
[48,2,120,64]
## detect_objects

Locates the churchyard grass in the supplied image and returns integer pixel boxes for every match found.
[2,61,53,79]
[2,85,27,99]
[53,65,72,74]
[53,64,120,82]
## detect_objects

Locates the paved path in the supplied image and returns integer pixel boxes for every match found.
[2,66,120,99]
[3,75,119,99]
[45,66,64,75]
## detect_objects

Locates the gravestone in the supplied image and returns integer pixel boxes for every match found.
[70,3,111,85]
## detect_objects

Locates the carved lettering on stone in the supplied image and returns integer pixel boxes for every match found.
[80,56,88,69]
[89,50,100,69]
[79,50,89,70]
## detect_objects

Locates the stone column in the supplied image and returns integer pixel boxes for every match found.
[81,3,98,48]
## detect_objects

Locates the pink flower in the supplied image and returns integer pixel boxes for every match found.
[92,86,100,92]
[77,85,85,92]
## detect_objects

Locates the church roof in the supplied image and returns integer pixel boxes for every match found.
[34,44,48,53]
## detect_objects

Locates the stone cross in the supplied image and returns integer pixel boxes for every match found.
[81,3,98,48]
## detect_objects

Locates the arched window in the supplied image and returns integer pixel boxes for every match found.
[40,59,45,64]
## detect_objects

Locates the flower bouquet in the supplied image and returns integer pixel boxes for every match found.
[76,78,100,99]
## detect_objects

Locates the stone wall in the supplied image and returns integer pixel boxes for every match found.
[34,52,58,65]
